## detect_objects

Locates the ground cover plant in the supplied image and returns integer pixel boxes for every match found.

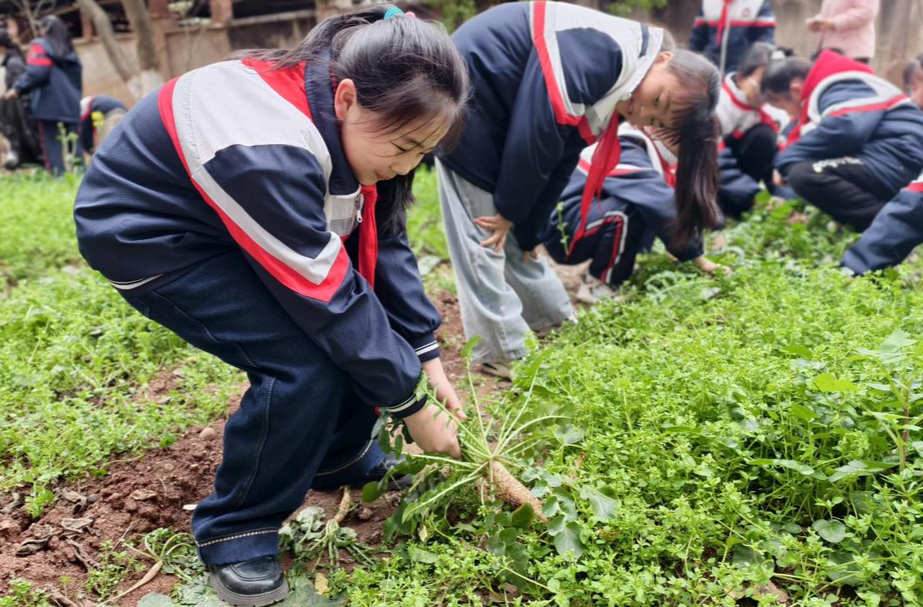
[0,176,240,517]
[4,170,923,605]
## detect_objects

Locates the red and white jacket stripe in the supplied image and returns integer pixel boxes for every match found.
[75,58,440,417]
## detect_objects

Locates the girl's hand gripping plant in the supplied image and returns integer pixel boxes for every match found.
[364,338,566,525]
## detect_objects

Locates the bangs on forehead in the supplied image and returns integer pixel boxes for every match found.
[367,99,465,152]
[655,92,698,145]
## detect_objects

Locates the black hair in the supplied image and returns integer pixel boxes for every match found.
[659,50,722,246]
[0,28,13,49]
[738,42,792,78]
[903,53,923,88]
[39,15,73,57]
[761,56,812,95]
[231,5,469,236]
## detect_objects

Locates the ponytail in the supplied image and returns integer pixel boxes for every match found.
[230,4,469,237]
[663,50,722,247]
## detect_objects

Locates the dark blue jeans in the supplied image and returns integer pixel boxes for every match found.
[122,250,386,565]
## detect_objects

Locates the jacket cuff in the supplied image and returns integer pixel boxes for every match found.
[407,332,440,363]
[380,393,427,419]
[675,245,704,264]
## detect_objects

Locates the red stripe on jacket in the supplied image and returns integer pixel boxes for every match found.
[157,75,351,303]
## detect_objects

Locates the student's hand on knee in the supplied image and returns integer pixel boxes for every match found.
[773,170,785,187]
[404,404,462,459]
[522,248,540,263]
[422,358,467,420]
[3,89,17,101]
[473,214,513,253]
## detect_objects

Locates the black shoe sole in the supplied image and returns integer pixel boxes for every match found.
[209,573,290,607]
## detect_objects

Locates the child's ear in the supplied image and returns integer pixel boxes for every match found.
[655,51,674,66]
[790,79,804,100]
[334,79,358,122]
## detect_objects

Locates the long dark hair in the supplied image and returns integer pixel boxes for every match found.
[232,5,469,235]
[658,50,722,246]
[39,15,73,57]
[761,57,812,95]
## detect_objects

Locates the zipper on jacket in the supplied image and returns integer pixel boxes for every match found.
[355,194,363,224]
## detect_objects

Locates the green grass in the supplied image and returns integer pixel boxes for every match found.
[341,200,923,605]
[0,175,239,509]
[6,169,923,605]
[0,172,85,286]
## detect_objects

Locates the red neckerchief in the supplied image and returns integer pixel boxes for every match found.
[570,116,622,254]
[716,0,733,49]
[357,184,378,289]
[787,50,874,145]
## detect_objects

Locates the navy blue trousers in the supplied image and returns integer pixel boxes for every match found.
[543,199,646,287]
[37,120,81,176]
[122,250,386,565]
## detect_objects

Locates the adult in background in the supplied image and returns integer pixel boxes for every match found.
[79,94,127,156]
[689,0,775,77]
[3,15,82,176]
[807,0,879,64]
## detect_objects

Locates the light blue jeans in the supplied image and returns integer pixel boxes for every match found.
[436,160,574,364]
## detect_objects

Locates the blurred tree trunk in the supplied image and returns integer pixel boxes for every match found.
[74,0,164,100]
[121,0,164,97]
[75,0,140,98]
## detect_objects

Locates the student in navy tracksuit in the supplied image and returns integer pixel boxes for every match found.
[840,72,923,275]
[79,94,127,155]
[716,42,791,216]
[689,0,775,76]
[543,124,724,303]
[74,7,467,606]
[4,15,82,176]
[437,1,721,378]
[763,50,923,231]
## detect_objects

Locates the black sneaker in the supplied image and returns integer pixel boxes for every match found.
[312,453,413,492]
[207,556,289,607]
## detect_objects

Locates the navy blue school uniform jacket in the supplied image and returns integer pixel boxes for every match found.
[688,0,775,74]
[545,125,702,284]
[842,173,923,274]
[74,58,440,418]
[437,1,666,252]
[777,51,923,193]
[13,38,81,124]
[79,94,127,152]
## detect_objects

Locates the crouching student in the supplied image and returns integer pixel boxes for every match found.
[762,50,923,231]
[436,1,721,378]
[79,95,127,156]
[842,172,923,274]
[543,124,723,303]
[716,42,791,216]
[74,7,467,606]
